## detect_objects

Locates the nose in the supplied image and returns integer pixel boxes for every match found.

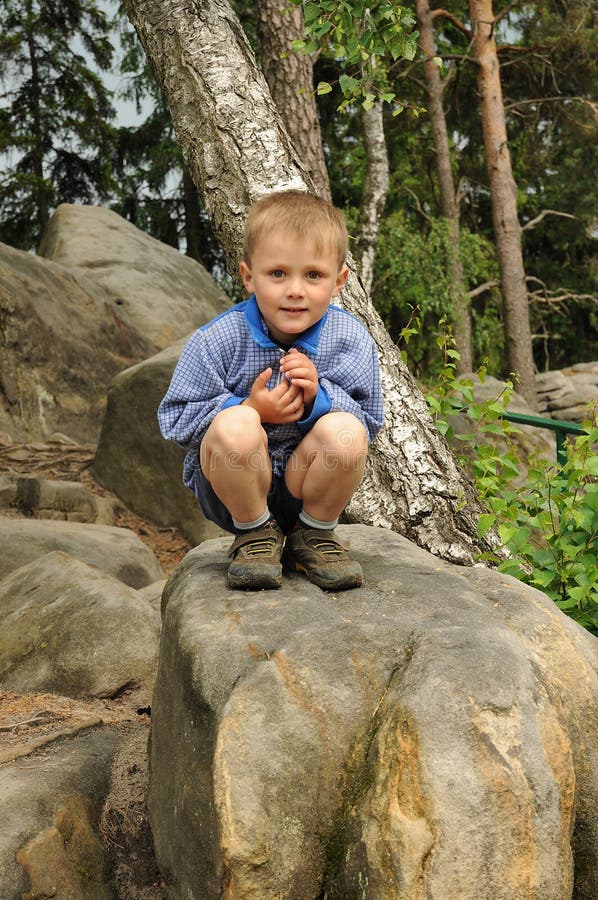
[286,276,305,299]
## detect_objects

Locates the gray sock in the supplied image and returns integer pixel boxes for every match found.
[299,510,339,530]
[232,509,271,531]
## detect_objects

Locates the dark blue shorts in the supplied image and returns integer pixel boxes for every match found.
[191,465,303,535]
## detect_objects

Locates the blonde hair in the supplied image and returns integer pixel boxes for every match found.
[243,190,348,269]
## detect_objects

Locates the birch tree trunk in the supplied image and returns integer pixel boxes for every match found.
[255,0,331,201]
[470,0,538,408]
[418,0,473,374]
[354,101,389,296]
[123,0,500,564]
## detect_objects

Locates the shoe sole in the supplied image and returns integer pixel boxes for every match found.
[283,554,363,591]
[227,566,282,590]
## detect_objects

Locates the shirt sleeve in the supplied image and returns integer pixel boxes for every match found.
[157,329,244,451]
[298,326,384,443]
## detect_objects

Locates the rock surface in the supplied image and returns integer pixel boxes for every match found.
[38,204,229,351]
[0,205,229,443]
[94,340,223,546]
[0,240,152,444]
[0,474,118,524]
[0,551,160,700]
[0,517,164,587]
[149,525,598,900]
[536,362,598,423]
[0,725,120,899]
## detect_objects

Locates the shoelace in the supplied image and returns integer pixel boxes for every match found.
[307,536,345,557]
[241,535,277,556]
[243,535,279,557]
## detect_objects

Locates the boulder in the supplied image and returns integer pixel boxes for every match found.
[138,580,167,613]
[0,240,153,443]
[38,203,229,351]
[0,551,160,700]
[149,525,598,900]
[536,362,598,423]
[0,205,229,443]
[94,340,223,546]
[0,517,163,587]
[0,726,120,899]
[0,475,118,524]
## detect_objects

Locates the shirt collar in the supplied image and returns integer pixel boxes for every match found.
[244,294,327,354]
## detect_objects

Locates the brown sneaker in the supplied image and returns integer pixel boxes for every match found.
[283,525,363,591]
[227,520,284,589]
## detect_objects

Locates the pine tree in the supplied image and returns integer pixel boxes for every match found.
[0,0,115,248]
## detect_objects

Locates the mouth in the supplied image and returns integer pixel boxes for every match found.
[280,306,307,314]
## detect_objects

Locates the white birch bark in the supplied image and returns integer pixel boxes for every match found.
[354,101,389,296]
[123,0,500,564]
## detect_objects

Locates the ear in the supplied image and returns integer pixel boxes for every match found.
[239,261,254,294]
[332,265,349,297]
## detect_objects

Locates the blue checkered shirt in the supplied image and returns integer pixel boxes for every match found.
[158,294,384,489]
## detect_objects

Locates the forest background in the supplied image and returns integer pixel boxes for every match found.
[1,0,596,391]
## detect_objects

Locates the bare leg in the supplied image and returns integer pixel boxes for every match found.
[284,412,368,520]
[200,405,271,523]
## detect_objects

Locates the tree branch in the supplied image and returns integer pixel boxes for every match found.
[403,185,432,224]
[505,96,598,116]
[468,280,499,299]
[522,209,577,232]
[495,1,522,25]
[430,8,471,40]
[526,276,597,307]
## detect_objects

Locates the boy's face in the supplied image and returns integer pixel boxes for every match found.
[239,230,348,345]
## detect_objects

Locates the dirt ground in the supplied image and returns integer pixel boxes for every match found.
[0,438,192,576]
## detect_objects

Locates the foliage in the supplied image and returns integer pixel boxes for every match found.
[425,330,598,636]
[289,0,421,111]
[108,14,224,272]
[0,0,115,248]
[370,210,501,376]
[430,1,598,370]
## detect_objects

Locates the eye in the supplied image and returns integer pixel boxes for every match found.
[307,271,322,280]
[270,269,285,279]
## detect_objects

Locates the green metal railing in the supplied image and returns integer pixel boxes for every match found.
[499,411,586,467]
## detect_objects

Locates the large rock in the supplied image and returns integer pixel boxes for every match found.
[149,525,598,899]
[38,204,229,351]
[536,362,598,423]
[0,240,153,443]
[0,551,160,700]
[94,339,223,546]
[0,474,118,524]
[0,205,229,443]
[0,727,120,899]
[0,517,164,587]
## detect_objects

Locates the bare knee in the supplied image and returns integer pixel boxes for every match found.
[312,412,368,466]
[201,405,265,470]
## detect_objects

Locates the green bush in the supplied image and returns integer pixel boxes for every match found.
[425,331,598,636]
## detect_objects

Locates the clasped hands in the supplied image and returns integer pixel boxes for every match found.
[243,349,318,424]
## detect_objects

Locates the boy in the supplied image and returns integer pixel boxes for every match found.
[158,190,384,591]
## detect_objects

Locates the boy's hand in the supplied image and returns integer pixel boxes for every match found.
[279,349,319,405]
[244,368,305,423]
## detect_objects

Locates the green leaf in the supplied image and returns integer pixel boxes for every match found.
[316,81,333,95]
[477,513,496,539]
[339,73,360,95]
